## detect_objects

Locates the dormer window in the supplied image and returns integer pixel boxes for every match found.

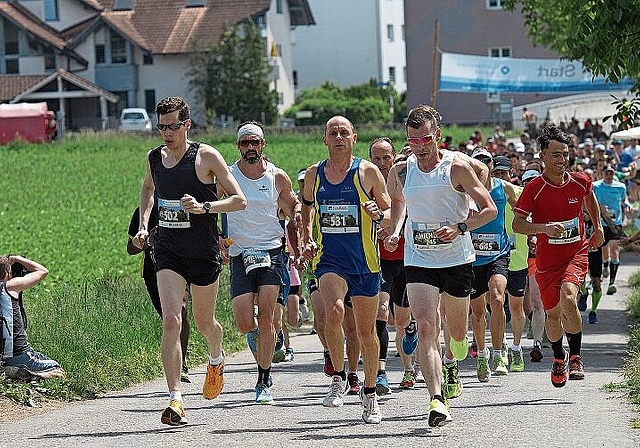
[114,0,135,11]
[186,0,206,7]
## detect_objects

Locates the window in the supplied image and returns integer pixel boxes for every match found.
[489,47,511,58]
[95,44,106,64]
[387,24,394,42]
[403,66,407,83]
[44,0,59,21]
[185,0,205,7]
[276,0,283,13]
[4,21,19,54]
[44,55,56,70]
[278,92,284,105]
[293,70,298,87]
[114,0,134,10]
[143,53,153,65]
[486,0,504,9]
[145,89,156,113]
[5,59,19,74]
[388,66,396,83]
[110,31,127,64]
[402,24,405,41]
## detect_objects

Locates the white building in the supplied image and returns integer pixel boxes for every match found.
[292,0,406,93]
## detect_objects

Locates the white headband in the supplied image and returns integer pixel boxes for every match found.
[237,124,264,142]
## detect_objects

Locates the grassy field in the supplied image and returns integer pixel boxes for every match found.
[0,124,497,403]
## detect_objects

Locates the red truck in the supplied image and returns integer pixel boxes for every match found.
[0,102,57,144]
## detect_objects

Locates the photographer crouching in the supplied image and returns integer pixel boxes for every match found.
[0,255,65,380]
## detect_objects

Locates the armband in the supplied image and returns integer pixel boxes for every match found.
[301,197,314,206]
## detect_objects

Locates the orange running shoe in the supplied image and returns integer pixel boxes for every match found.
[161,399,187,426]
[203,352,225,399]
[551,350,569,388]
[569,354,585,380]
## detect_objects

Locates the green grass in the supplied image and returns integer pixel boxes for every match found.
[0,124,491,405]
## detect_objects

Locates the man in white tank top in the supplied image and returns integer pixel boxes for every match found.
[385,105,497,428]
[221,121,302,405]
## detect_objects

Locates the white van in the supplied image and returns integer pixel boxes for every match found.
[119,108,152,132]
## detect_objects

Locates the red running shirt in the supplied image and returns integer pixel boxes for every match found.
[513,172,592,273]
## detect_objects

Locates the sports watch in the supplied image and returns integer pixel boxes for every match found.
[457,222,468,235]
[203,202,211,214]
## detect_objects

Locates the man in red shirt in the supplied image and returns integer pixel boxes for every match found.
[513,125,603,388]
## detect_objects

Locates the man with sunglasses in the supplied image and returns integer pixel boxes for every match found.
[513,125,604,388]
[300,115,391,424]
[222,121,301,405]
[133,96,246,426]
[385,104,496,427]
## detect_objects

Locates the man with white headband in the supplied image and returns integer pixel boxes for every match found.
[221,121,302,404]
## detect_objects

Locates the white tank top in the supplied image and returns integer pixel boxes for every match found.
[227,161,283,257]
[403,151,476,268]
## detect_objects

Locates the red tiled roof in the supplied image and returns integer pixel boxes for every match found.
[0,2,68,51]
[97,0,272,54]
[0,74,47,102]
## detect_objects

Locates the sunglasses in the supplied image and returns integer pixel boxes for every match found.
[407,134,435,146]
[156,120,187,132]
[239,139,263,148]
[477,156,492,165]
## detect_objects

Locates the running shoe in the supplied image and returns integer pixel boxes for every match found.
[607,284,617,295]
[284,347,295,362]
[551,350,569,388]
[272,348,286,363]
[509,348,525,372]
[569,354,585,380]
[203,352,225,399]
[603,265,610,278]
[323,351,334,376]
[347,372,361,395]
[442,362,462,399]
[299,299,310,322]
[323,376,346,407]
[413,361,425,383]
[254,383,274,404]
[402,321,418,355]
[246,328,260,354]
[181,362,191,383]
[161,399,187,426]
[427,398,452,427]
[400,370,416,389]
[450,336,469,361]
[577,291,588,312]
[530,341,543,362]
[476,355,491,383]
[589,310,598,324]
[469,340,478,358]
[375,371,391,396]
[360,389,382,424]
[492,352,508,376]
[1,350,65,380]
[275,329,285,352]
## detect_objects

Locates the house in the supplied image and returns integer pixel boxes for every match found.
[292,0,406,94]
[404,0,580,126]
[0,0,314,130]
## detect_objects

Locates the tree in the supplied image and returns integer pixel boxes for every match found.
[503,0,640,129]
[188,20,279,126]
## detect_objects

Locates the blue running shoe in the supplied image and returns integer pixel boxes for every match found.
[246,328,260,354]
[275,329,284,352]
[375,371,391,396]
[402,321,418,355]
[254,383,274,404]
[577,291,588,312]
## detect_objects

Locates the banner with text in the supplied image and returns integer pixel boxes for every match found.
[439,52,634,93]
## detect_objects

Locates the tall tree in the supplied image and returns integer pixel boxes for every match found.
[503,0,640,128]
[188,20,279,126]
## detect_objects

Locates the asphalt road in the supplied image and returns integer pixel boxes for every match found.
[3,253,640,447]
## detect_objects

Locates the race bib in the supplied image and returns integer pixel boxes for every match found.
[242,249,271,273]
[319,204,359,234]
[412,221,451,251]
[548,217,580,245]
[472,233,501,256]
[158,198,190,228]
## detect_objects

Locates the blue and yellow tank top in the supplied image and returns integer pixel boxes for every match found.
[312,157,379,274]
[471,178,511,266]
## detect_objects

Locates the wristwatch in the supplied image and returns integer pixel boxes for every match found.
[457,222,468,234]
[203,202,211,214]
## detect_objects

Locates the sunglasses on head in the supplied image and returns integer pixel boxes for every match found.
[407,134,435,146]
[156,120,187,132]
[239,138,263,148]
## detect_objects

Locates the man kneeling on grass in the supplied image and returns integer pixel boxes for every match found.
[0,255,65,380]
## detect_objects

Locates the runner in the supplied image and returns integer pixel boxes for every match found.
[513,125,604,388]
